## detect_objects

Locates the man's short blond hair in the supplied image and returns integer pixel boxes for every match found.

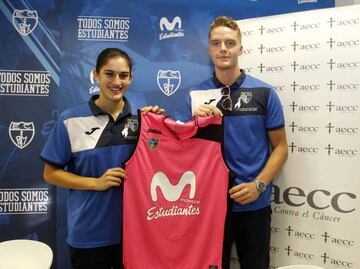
[208,16,242,43]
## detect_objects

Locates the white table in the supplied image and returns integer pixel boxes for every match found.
[0,239,53,269]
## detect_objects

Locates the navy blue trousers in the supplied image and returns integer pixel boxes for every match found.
[222,206,272,269]
[69,244,123,269]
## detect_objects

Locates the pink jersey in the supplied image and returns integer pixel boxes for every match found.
[123,112,229,269]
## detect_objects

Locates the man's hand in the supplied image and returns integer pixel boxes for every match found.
[229,182,260,205]
[193,104,223,117]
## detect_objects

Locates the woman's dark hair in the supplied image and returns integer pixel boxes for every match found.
[95,48,133,75]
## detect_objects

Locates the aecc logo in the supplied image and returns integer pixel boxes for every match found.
[272,185,357,213]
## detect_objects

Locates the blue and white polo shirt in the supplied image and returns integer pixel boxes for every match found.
[186,70,285,212]
[41,95,138,248]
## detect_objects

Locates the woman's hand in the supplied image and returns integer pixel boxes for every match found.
[141,105,165,115]
[95,167,127,191]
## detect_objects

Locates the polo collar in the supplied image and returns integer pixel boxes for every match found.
[212,69,246,89]
[88,95,132,122]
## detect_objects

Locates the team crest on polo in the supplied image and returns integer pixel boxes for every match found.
[234,92,252,109]
[240,92,252,104]
[127,118,138,132]
[157,70,181,96]
[147,138,159,150]
[122,118,138,140]
[9,121,35,149]
[12,9,39,36]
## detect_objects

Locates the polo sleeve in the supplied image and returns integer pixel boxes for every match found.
[265,88,285,131]
[40,114,72,168]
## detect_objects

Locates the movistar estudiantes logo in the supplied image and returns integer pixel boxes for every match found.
[158,16,184,40]
[151,171,195,202]
[147,171,200,220]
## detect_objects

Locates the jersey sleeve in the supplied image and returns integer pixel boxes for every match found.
[266,88,285,131]
[40,114,72,168]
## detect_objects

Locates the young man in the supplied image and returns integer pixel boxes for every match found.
[185,16,288,269]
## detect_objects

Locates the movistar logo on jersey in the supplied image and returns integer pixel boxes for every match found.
[147,171,200,220]
[150,171,196,202]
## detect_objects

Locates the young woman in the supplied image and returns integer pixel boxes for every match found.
[41,48,163,269]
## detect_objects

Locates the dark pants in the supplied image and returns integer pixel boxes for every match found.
[222,206,272,269]
[69,244,123,269]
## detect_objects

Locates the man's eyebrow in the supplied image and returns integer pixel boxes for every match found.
[211,38,236,41]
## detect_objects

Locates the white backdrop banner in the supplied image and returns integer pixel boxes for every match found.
[234,5,360,269]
